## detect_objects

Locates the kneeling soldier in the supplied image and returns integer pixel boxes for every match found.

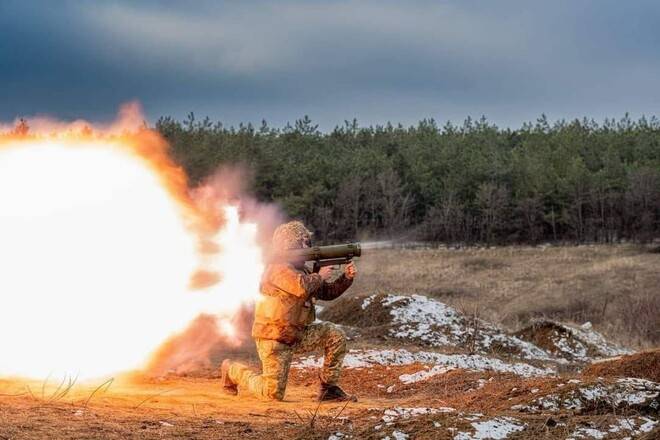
[221,221,357,401]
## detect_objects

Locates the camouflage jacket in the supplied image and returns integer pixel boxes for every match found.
[252,263,353,345]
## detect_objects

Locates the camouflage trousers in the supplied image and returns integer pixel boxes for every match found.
[227,322,347,401]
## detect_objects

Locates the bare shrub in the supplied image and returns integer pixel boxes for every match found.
[618,292,660,346]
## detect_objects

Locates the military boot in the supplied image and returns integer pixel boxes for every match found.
[220,359,238,396]
[319,383,357,402]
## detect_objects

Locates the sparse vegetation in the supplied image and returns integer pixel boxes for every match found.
[345,243,660,349]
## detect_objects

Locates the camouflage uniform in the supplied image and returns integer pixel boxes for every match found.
[228,322,347,400]
[227,221,353,400]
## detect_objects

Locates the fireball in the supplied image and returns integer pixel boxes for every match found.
[0,109,264,380]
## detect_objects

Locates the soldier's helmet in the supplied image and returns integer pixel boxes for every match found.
[272,220,312,250]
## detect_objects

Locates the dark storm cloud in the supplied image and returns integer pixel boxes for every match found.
[1,0,660,129]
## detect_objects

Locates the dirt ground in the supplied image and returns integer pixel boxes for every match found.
[1,355,657,440]
[1,244,658,439]
[0,373,357,439]
[0,368,511,440]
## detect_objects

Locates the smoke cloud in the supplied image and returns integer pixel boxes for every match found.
[146,166,285,376]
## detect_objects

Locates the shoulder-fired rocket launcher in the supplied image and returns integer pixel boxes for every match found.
[274,243,361,272]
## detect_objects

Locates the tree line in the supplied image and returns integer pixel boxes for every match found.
[157,114,660,244]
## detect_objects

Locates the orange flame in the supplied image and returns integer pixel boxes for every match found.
[0,104,265,380]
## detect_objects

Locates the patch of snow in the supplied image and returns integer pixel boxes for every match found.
[638,417,659,433]
[399,366,453,384]
[454,417,525,440]
[382,432,409,440]
[614,378,660,405]
[532,321,632,361]
[328,432,346,440]
[569,323,631,358]
[464,414,483,421]
[382,407,455,424]
[599,416,659,437]
[294,356,325,368]
[512,378,660,414]
[380,295,556,362]
[567,427,605,439]
[391,431,408,440]
[579,378,660,406]
[293,348,555,377]
[361,294,376,310]
[553,334,587,359]
[608,418,633,433]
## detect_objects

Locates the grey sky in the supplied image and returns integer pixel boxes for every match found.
[1,0,659,130]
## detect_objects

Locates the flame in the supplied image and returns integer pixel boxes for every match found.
[0,107,264,380]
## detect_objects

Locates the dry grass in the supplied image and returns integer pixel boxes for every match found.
[346,243,660,349]
[582,349,660,382]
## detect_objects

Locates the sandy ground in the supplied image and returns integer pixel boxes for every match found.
[1,354,658,440]
[0,370,449,439]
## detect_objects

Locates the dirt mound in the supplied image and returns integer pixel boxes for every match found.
[514,319,631,362]
[583,349,660,382]
[320,294,394,328]
[321,293,556,363]
[511,377,660,416]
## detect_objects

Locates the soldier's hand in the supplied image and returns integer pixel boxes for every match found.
[344,261,357,279]
[318,266,334,281]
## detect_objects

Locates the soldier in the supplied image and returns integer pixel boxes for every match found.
[221,221,357,401]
